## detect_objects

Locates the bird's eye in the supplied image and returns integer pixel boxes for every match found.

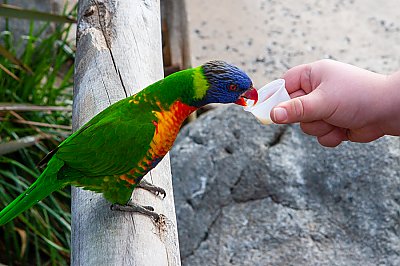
[229,84,238,91]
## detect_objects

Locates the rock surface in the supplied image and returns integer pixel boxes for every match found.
[176,1,400,264]
[170,105,400,265]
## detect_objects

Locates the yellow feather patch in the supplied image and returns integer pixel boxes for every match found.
[192,66,209,100]
[129,99,139,104]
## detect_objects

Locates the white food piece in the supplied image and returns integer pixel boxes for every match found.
[244,99,255,107]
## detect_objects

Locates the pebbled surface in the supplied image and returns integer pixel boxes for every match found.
[187,0,400,86]
[171,105,400,265]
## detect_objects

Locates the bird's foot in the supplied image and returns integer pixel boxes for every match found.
[137,179,166,199]
[110,200,160,221]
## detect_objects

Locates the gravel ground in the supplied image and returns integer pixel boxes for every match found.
[187,0,400,86]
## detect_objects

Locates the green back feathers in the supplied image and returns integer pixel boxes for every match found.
[56,98,156,178]
[135,66,209,108]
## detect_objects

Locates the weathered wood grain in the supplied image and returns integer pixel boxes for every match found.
[71,1,181,265]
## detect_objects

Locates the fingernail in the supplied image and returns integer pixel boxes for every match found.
[273,107,288,122]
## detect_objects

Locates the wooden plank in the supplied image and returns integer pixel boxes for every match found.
[71,0,181,265]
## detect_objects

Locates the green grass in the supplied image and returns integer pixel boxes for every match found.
[0,6,75,265]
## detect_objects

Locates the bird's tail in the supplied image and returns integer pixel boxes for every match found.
[0,157,65,226]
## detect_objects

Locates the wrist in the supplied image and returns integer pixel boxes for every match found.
[377,71,400,136]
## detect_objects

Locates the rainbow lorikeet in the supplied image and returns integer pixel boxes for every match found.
[0,60,258,224]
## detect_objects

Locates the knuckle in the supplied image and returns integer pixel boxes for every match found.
[294,98,305,120]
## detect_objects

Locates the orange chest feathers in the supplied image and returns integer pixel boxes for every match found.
[149,101,196,158]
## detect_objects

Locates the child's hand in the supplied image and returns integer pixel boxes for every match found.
[271,59,400,147]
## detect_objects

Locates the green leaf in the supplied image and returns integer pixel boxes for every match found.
[0,4,76,24]
[0,3,75,263]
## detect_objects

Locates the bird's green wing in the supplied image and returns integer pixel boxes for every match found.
[56,98,156,177]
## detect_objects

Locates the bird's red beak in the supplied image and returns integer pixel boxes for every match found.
[235,87,258,106]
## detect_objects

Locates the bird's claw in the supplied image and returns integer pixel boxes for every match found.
[137,179,166,199]
[111,201,160,221]
[110,180,166,221]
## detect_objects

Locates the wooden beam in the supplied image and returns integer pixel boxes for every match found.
[71,0,181,264]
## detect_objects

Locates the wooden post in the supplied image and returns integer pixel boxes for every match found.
[161,0,191,71]
[71,0,181,265]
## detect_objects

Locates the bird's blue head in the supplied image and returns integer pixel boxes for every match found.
[191,61,258,107]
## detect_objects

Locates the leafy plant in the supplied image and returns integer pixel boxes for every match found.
[0,4,76,265]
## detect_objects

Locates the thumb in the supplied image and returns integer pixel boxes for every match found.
[271,91,331,123]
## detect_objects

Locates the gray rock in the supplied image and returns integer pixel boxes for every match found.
[170,105,400,266]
